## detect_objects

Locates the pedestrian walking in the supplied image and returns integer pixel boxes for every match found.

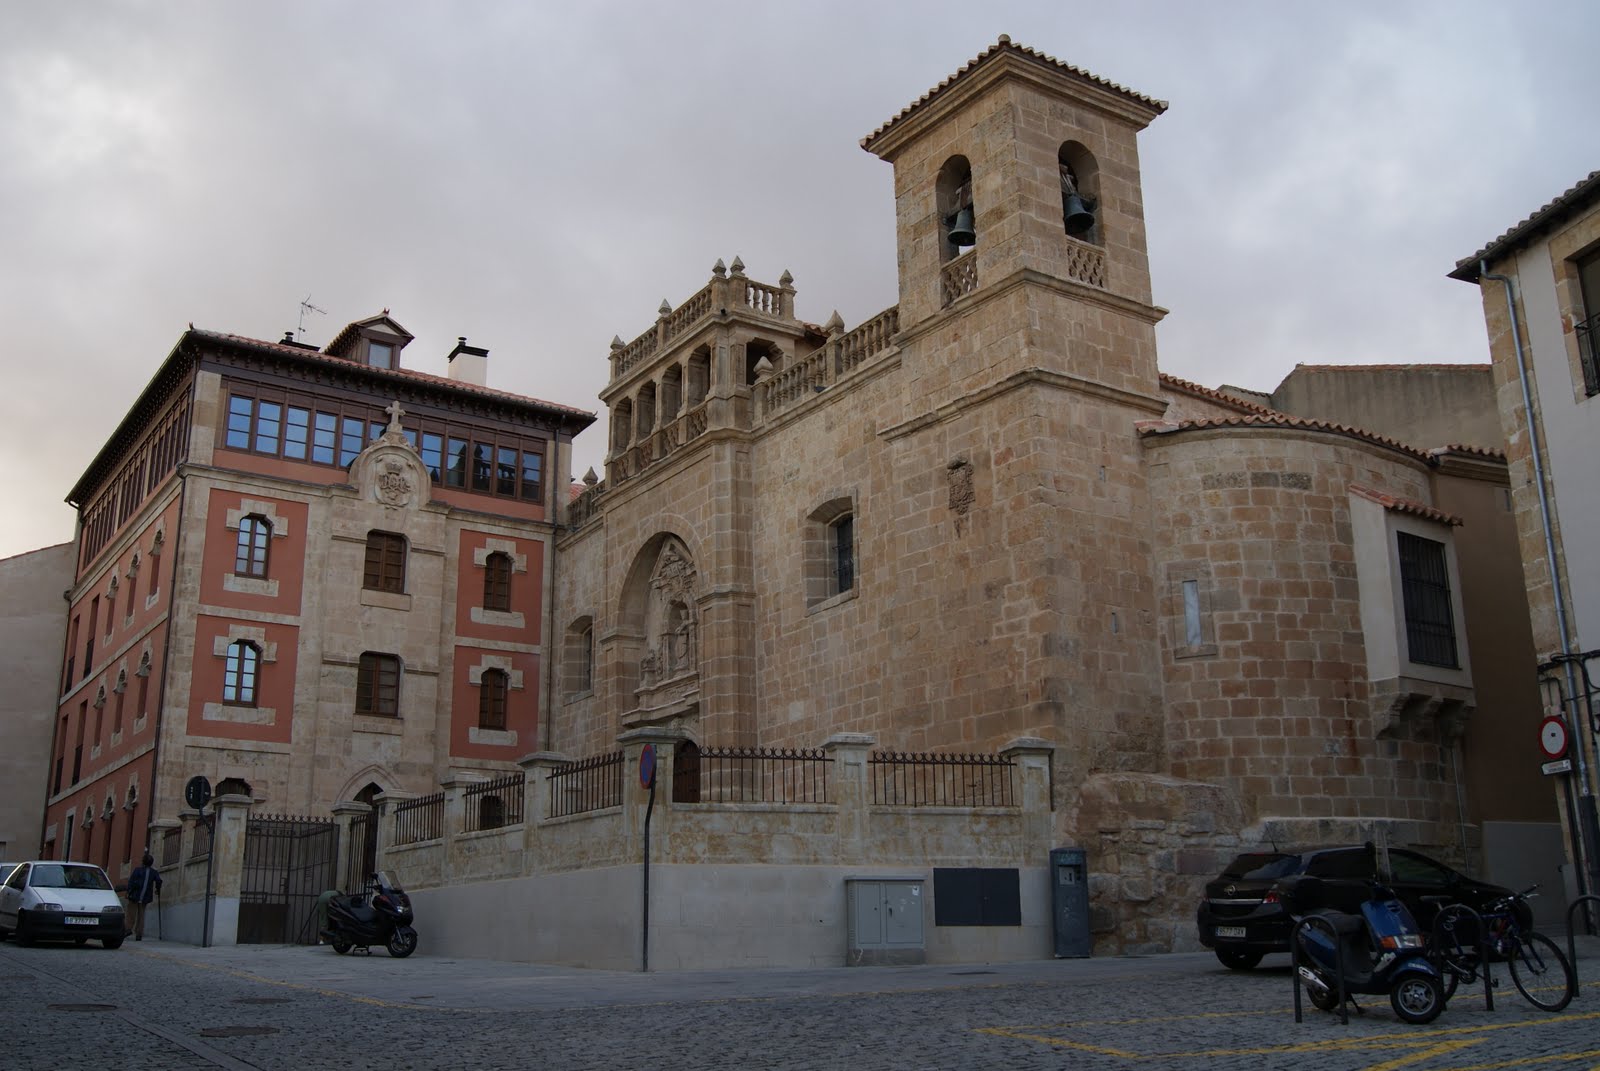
[125,852,162,941]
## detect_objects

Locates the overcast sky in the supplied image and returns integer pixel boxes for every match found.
[3,1,1596,561]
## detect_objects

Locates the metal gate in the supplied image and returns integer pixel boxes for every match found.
[238,814,338,944]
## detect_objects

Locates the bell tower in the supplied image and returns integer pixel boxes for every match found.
[861,34,1168,402]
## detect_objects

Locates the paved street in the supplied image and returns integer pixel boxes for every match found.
[4,936,1599,1069]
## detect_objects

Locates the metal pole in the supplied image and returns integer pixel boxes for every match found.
[202,806,214,948]
[641,770,655,973]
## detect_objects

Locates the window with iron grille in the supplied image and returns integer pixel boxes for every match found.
[831,514,855,594]
[1577,250,1600,397]
[223,640,259,705]
[363,531,406,593]
[356,653,400,716]
[1397,532,1458,668]
[478,668,508,730]
[483,552,512,612]
[234,515,272,577]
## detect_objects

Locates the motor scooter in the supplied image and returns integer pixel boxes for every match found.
[1286,877,1446,1024]
[319,872,417,958]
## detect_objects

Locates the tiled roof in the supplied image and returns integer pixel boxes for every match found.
[1136,412,1431,461]
[1432,442,1508,462]
[194,329,596,424]
[1288,363,1492,374]
[861,35,1166,152]
[1349,484,1462,526]
[1449,170,1600,282]
[1157,373,1279,416]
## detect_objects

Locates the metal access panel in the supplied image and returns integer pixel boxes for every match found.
[1050,846,1090,958]
[932,867,1022,926]
[845,878,925,966]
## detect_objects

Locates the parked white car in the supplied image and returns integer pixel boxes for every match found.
[0,861,125,949]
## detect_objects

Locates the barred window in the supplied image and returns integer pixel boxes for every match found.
[223,640,260,705]
[356,653,400,716]
[234,515,272,577]
[363,531,406,593]
[1398,532,1458,668]
[478,669,508,730]
[483,552,512,612]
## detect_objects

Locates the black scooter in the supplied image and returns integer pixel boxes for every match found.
[320,872,417,958]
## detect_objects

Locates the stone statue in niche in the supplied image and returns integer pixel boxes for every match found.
[641,540,699,686]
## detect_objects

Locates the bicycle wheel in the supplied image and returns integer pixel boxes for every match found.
[1508,932,1575,1012]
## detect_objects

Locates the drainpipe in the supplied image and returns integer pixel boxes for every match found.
[1480,260,1600,899]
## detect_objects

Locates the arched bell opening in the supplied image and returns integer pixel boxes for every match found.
[1058,141,1101,243]
[937,155,975,261]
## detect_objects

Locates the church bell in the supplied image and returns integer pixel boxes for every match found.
[947,206,976,247]
[1063,193,1095,236]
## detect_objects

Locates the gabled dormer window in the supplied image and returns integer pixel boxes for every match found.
[367,341,394,369]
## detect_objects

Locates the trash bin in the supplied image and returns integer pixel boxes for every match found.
[1050,847,1090,958]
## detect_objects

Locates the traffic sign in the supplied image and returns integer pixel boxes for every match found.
[185,775,213,811]
[639,744,656,789]
[1540,716,1569,761]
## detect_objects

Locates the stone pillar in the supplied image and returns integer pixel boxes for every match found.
[205,792,254,947]
[824,733,875,865]
[148,817,180,871]
[618,727,687,855]
[331,801,373,892]
[518,751,570,870]
[438,776,477,879]
[1001,737,1057,858]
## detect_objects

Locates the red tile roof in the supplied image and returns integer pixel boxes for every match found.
[1349,484,1462,526]
[194,329,596,424]
[1157,373,1279,416]
[861,35,1166,152]
[1136,412,1432,462]
[1450,170,1600,282]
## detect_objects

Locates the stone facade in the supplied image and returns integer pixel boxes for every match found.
[0,543,74,859]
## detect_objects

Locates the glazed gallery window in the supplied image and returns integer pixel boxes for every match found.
[1397,532,1459,669]
[363,531,406,593]
[478,668,508,731]
[223,641,260,705]
[223,391,546,505]
[234,515,272,577]
[356,653,400,716]
[483,552,512,612]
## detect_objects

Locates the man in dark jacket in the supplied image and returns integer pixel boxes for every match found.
[125,853,162,940]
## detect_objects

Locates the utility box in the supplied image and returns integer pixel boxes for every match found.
[845,877,926,966]
[1051,847,1091,958]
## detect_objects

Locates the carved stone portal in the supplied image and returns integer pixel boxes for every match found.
[625,538,701,728]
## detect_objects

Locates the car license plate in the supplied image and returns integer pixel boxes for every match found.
[65,916,98,926]
[1214,926,1247,939]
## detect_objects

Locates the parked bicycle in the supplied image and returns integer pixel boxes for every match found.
[1431,885,1575,1012]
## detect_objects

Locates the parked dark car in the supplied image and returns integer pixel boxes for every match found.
[1196,844,1523,969]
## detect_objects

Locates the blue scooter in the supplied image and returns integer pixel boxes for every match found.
[1286,877,1447,1024]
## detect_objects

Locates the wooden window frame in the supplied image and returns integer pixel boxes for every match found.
[478,668,508,731]
[234,514,272,577]
[483,552,512,612]
[356,653,401,717]
[222,640,260,706]
[363,531,407,593]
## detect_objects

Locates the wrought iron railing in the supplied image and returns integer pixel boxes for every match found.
[190,813,214,857]
[675,745,830,804]
[548,752,624,818]
[1577,312,1600,396]
[868,750,1017,807]
[464,772,525,832]
[161,826,180,867]
[392,791,444,846]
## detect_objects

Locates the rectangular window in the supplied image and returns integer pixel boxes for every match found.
[1398,532,1458,668]
[833,515,854,594]
[283,406,310,460]
[363,532,406,593]
[225,396,253,450]
[483,553,512,612]
[421,433,444,482]
[495,446,517,496]
[356,653,400,716]
[368,341,393,369]
[312,412,338,464]
[222,641,259,705]
[340,416,365,467]
[520,450,542,502]
[471,443,492,491]
[478,670,508,730]
[1183,580,1203,648]
[1577,250,1600,396]
[445,438,469,487]
[254,401,282,454]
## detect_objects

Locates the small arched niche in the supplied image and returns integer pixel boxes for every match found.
[612,398,634,450]
[937,155,975,262]
[1058,141,1101,243]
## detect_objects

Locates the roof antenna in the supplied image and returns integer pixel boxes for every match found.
[297,293,327,340]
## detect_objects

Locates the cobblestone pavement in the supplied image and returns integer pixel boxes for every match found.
[4,938,1599,1070]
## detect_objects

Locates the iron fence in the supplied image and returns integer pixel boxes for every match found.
[392,792,444,846]
[868,750,1017,807]
[238,814,337,944]
[464,772,525,832]
[190,814,214,858]
[548,752,624,818]
[160,826,180,867]
[344,809,377,886]
[676,745,830,804]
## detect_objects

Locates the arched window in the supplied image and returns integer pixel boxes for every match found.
[937,155,975,262]
[564,618,594,699]
[235,514,272,577]
[483,552,512,612]
[1058,141,1100,242]
[478,668,508,730]
[363,531,406,593]
[223,640,260,705]
[804,496,858,607]
[612,399,633,450]
[635,383,657,439]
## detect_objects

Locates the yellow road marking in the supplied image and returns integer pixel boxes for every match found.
[1358,1039,1485,1071]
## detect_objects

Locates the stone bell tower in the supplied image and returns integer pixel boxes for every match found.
[860,38,1173,794]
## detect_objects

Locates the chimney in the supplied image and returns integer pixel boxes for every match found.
[447,336,488,386]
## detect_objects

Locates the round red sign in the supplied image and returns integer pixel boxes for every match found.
[639,743,657,789]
